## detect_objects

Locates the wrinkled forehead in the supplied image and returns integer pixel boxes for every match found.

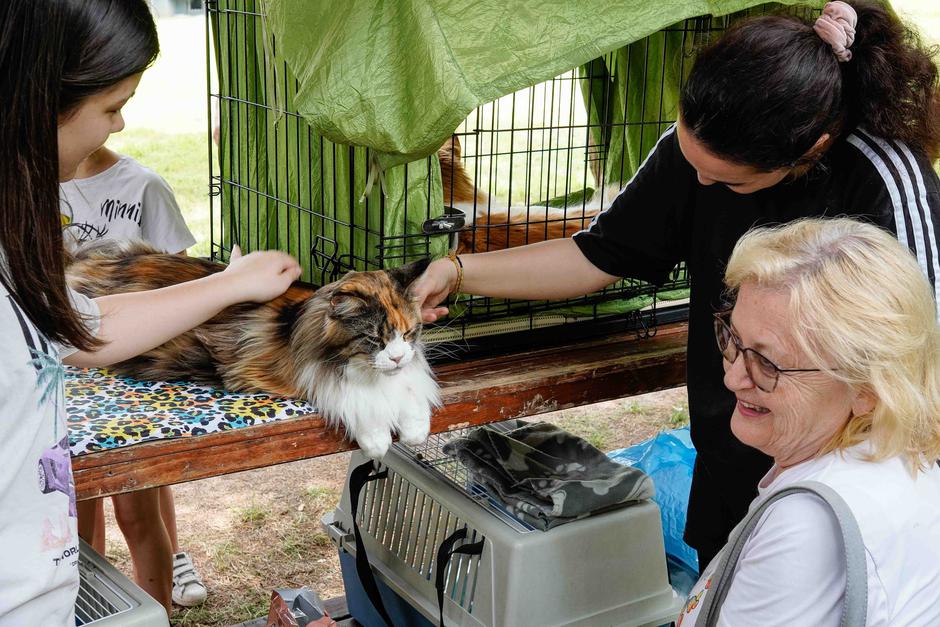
[730,282,801,359]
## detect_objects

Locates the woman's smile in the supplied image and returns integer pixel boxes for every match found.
[736,398,770,416]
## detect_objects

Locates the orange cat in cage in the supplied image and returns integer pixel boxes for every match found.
[438,136,612,254]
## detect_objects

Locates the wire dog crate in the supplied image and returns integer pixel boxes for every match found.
[207,2,814,346]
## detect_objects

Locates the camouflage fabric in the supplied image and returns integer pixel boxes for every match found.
[443,421,655,530]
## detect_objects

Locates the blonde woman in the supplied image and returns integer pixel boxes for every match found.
[678,217,940,626]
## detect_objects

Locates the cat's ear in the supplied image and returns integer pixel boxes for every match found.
[329,291,366,318]
[387,258,431,293]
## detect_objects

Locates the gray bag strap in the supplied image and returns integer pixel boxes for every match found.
[696,480,867,627]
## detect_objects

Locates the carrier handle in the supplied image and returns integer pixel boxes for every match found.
[435,527,484,627]
[348,460,394,627]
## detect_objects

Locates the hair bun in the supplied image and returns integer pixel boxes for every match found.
[814,1,858,62]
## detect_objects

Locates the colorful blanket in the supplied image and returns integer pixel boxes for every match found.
[65,367,316,457]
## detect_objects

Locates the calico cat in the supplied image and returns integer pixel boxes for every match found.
[67,241,440,459]
[439,136,614,253]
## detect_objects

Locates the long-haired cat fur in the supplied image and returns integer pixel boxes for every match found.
[439,136,616,253]
[67,241,440,459]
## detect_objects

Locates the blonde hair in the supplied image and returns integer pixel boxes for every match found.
[725,217,940,472]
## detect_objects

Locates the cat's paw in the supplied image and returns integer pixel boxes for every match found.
[397,402,431,447]
[355,428,393,460]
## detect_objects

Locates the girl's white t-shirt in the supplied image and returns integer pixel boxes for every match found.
[0,283,99,626]
[59,154,196,254]
[678,444,940,627]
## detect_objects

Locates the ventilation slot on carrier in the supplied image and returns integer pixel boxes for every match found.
[75,568,133,625]
[358,467,485,614]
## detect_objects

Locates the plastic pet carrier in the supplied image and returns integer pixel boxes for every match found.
[323,425,683,626]
[76,539,168,626]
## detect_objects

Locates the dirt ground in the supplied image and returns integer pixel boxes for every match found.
[98,387,688,626]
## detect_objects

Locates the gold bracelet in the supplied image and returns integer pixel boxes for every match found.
[447,251,464,296]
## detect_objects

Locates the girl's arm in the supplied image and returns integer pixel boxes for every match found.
[411,238,619,322]
[63,249,301,367]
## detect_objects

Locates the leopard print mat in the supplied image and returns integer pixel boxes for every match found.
[65,367,316,457]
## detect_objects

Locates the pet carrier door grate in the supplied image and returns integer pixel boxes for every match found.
[76,567,129,624]
[208,2,816,345]
[357,461,487,614]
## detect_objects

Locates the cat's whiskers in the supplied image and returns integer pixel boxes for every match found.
[422,342,462,361]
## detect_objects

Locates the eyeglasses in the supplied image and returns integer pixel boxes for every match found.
[713,311,822,393]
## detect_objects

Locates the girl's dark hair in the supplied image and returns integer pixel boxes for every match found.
[680,1,940,171]
[0,0,158,351]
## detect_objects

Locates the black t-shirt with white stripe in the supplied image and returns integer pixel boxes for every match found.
[573,126,940,551]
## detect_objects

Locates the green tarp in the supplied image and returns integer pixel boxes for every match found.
[213,1,820,285]
[266,0,819,165]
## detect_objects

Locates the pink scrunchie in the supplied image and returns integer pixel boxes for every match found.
[813,1,858,62]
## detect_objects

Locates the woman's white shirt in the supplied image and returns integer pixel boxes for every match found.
[678,443,940,626]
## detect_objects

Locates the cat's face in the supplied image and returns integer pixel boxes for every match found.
[305,259,431,375]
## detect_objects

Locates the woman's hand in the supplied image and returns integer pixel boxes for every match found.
[410,257,458,323]
[221,245,302,303]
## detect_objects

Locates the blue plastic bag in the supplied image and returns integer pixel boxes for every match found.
[609,427,699,589]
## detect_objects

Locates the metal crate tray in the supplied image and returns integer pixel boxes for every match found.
[396,423,537,534]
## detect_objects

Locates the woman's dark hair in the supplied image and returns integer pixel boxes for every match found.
[680,1,940,170]
[0,0,158,351]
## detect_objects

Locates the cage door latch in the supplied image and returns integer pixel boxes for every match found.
[422,208,466,235]
[321,511,354,550]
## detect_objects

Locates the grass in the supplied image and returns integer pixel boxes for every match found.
[669,403,691,428]
[175,590,270,627]
[546,411,614,450]
[622,400,647,415]
[305,486,340,504]
[237,504,270,525]
[160,476,345,626]
[210,541,244,563]
[894,0,940,44]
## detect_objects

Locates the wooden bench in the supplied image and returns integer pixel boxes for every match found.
[73,322,687,500]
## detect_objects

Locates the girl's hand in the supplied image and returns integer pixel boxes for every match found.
[410,257,458,323]
[221,245,302,303]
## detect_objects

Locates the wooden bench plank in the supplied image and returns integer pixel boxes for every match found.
[74,322,687,499]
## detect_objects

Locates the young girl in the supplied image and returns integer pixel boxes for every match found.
[65,144,206,609]
[414,0,940,568]
[0,1,300,624]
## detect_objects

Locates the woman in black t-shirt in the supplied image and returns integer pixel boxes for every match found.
[413,0,940,567]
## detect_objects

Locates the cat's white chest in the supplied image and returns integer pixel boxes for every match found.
[306,359,439,459]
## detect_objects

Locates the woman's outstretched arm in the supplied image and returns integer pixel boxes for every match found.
[411,238,619,323]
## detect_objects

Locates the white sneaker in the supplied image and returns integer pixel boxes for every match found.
[171,551,208,607]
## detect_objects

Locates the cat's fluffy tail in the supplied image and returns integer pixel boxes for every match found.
[70,238,162,263]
